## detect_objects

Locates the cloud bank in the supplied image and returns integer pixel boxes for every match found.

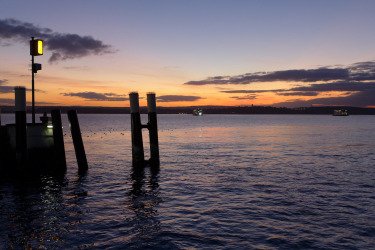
[0,18,114,63]
[185,68,351,85]
[185,61,375,86]
[0,79,15,93]
[156,95,203,102]
[186,61,375,107]
[63,92,128,101]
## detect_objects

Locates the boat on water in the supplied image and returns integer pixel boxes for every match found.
[333,109,349,116]
[193,108,203,116]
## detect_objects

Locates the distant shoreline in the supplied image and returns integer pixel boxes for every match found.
[1,105,375,115]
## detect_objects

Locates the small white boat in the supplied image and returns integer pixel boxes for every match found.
[193,108,203,116]
[333,109,348,116]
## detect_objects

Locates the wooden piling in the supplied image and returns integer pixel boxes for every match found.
[147,93,160,166]
[129,92,145,166]
[67,110,88,172]
[15,87,27,169]
[0,108,2,162]
[51,109,67,172]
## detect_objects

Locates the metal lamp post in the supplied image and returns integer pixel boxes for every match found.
[30,37,43,123]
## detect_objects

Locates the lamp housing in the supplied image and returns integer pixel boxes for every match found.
[30,39,43,56]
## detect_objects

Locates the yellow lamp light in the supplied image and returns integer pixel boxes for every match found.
[37,40,43,55]
[30,39,43,56]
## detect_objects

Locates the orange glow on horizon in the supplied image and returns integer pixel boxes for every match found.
[0,66,373,108]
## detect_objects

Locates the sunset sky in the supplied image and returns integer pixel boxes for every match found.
[1,0,375,108]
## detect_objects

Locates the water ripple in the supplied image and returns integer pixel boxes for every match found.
[1,114,374,248]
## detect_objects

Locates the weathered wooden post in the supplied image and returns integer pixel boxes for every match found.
[0,108,2,161]
[147,93,160,166]
[15,87,27,169]
[67,110,88,173]
[51,109,67,173]
[129,92,145,166]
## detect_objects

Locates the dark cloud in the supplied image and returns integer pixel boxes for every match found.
[0,79,13,93]
[156,95,203,102]
[221,89,284,94]
[274,89,375,108]
[0,19,50,39]
[0,18,114,63]
[34,101,60,105]
[46,34,113,63]
[224,81,375,107]
[184,61,375,86]
[289,81,375,92]
[63,92,128,101]
[282,81,375,107]
[203,61,375,107]
[349,61,375,81]
[185,68,350,85]
[0,79,41,94]
[231,95,257,100]
[0,87,44,94]
[0,86,14,93]
[221,81,375,95]
[277,91,319,96]
[251,68,349,82]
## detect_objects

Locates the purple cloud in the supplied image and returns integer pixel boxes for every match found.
[0,18,114,63]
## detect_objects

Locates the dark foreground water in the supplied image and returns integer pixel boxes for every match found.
[1,114,374,249]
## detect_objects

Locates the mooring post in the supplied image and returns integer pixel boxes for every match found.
[67,110,88,172]
[0,108,2,161]
[129,92,145,166]
[15,87,28,169]
[147,93,160,166]
[51,109,67,172]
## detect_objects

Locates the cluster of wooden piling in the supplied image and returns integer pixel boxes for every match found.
[0,87,88,176]
[130,92,160,168]
[0,88,160,176]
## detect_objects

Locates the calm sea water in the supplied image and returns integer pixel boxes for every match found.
[0,114,374,249]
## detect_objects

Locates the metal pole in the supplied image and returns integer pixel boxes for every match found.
[31,37,35,124]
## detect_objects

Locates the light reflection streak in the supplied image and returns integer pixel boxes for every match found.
[2,176,68,248]
[125,166,161,245]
